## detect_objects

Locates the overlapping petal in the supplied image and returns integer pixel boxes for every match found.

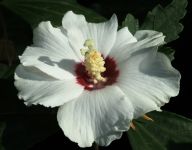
[57,86,134,147]
[20,21,80,80]
[62,11,118,59]
[110,27,137,56]
[19,46,77,80]
[116,47,180,118]
[33,21,78,61]
[15,65,84,107]
[109,30,165,63]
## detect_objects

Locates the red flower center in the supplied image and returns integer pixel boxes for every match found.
[75,56,119,91]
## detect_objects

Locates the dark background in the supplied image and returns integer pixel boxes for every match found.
[0,0,192,149]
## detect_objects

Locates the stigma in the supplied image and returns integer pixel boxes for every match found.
[80,39,106,84]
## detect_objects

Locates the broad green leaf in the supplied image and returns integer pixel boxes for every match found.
[0,122,6,150]
[122,14,139,35]
[1,0,105,28]
[128,111,192,150]
[159,47,175,61]
[141,0,187,43]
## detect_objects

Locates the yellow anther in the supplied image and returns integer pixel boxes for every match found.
[143,115,154,121]
[130,122,136,130]
[81,39,106,83]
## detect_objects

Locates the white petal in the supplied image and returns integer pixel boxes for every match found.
[132,30,165,50]
[57,86,133,147]
[19,46,76,80]
[86,14,118,57]
[62,11,118,58]
[62,11,86,60]
[33,21,79,61]
[14,65,84,107]
[96,132,122,146]
[109,27,137,56]
[134,30,164,41]
[109,30,165,63]
[117,47,180,118]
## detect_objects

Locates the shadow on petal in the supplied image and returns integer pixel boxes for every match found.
[38,56,55,66]
[38,56,77,76]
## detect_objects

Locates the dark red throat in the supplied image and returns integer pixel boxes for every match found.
[75,56,119,91]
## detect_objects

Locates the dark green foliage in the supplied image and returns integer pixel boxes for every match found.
[141,0,187,43]
[128,111,192,150]
[1,0,105,28]
[122,14,139,35]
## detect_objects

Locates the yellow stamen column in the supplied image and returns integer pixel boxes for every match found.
[81,39,106,84]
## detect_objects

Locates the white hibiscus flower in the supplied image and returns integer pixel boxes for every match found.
[14,11,180,147]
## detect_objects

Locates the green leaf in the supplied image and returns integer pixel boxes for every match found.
[159,47,175,61]
[1,0,105,28]
[0,122,6,150]
[141,0,187,43]
[122,14,139,35]
[128,111,192,150]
